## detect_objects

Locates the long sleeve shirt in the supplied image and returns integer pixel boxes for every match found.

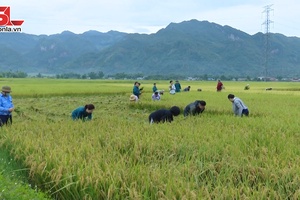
[216,82,223,91]
[184,100,205,117]
[232,97,248,116]
[71,107,92,121]
[133,86,141,97]
[152,86,157,93]
[0,93,14,115]
[149,109,173,123]
[175,83,181,92]
[152,93,161,101]
[169,84,176,94]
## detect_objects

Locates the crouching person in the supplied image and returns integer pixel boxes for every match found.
[152,92,161,101]
[72,104,95,121]
[184,100,206,117]
[149,106,180,124]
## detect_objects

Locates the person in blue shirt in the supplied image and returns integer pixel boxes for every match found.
[71,104,95,121]
[175,80,181,92]
[132,82,142,101]
[0,86,14,127]
[152,83,157,93]
[152,83,164,95]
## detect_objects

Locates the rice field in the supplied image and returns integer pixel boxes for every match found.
[1,78,300,199]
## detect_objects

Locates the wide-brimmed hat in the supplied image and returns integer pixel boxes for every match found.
[1,86,11,93]
[129,94,136,101]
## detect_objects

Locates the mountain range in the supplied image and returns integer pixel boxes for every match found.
[1,19,300,77]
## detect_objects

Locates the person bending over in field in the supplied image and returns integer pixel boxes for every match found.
[152,91,161,101]
[71,104,95,121]
[183,86,191,92]
[227,94,249,117]
[244,84,250,90]
[148,106,180,124]
[183,100,206,117]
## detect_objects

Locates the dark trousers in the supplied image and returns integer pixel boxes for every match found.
[0,115,12,127]
[242,109,249,116]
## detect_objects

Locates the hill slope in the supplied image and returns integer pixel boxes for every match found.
[0,20,299,77]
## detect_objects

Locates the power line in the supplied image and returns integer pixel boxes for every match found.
[262,4,274,81]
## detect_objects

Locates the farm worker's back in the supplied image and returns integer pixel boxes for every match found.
[72,104,95,121]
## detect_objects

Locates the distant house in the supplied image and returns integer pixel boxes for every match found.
[257,77,277,81]
[186,77,197,81]
[269,77,278,81]
[291,78,300,82]
[257,77,265,81]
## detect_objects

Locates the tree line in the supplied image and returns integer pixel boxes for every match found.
[0,71,28,78]
[0,70,288,81]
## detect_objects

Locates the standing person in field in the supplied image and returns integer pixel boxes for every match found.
[152,83,157,93]
[216,79,224,92]
[183,100,206,117]
[149,106,181,124]
[152,83,164,95]
[227,94,249,117]
[71,104,95,121]
[0,86,14,127]
[175,80,181,92]
[132,81,142,101]
[169,80,176,94]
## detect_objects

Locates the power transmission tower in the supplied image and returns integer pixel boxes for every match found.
[262,4,273,81]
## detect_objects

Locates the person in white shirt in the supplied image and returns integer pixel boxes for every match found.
[152,92,161,101]
[169,80,176,94]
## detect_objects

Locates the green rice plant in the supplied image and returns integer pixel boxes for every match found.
[0,79,299,199]
[0,144,50,199]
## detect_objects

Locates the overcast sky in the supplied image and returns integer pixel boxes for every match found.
[3,0,300,37]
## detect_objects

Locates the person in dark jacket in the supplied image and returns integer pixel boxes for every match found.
[132,82,142,100]
[183,86,191,91]
[152,83,164,95]
[71,104,95,121]
[175,80,181,92]
[152,83,157,93]
[148,106,180,124]
[183,100,206,117]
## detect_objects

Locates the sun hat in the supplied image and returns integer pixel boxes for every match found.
[1,86,11,93]
[129,94,137,101]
